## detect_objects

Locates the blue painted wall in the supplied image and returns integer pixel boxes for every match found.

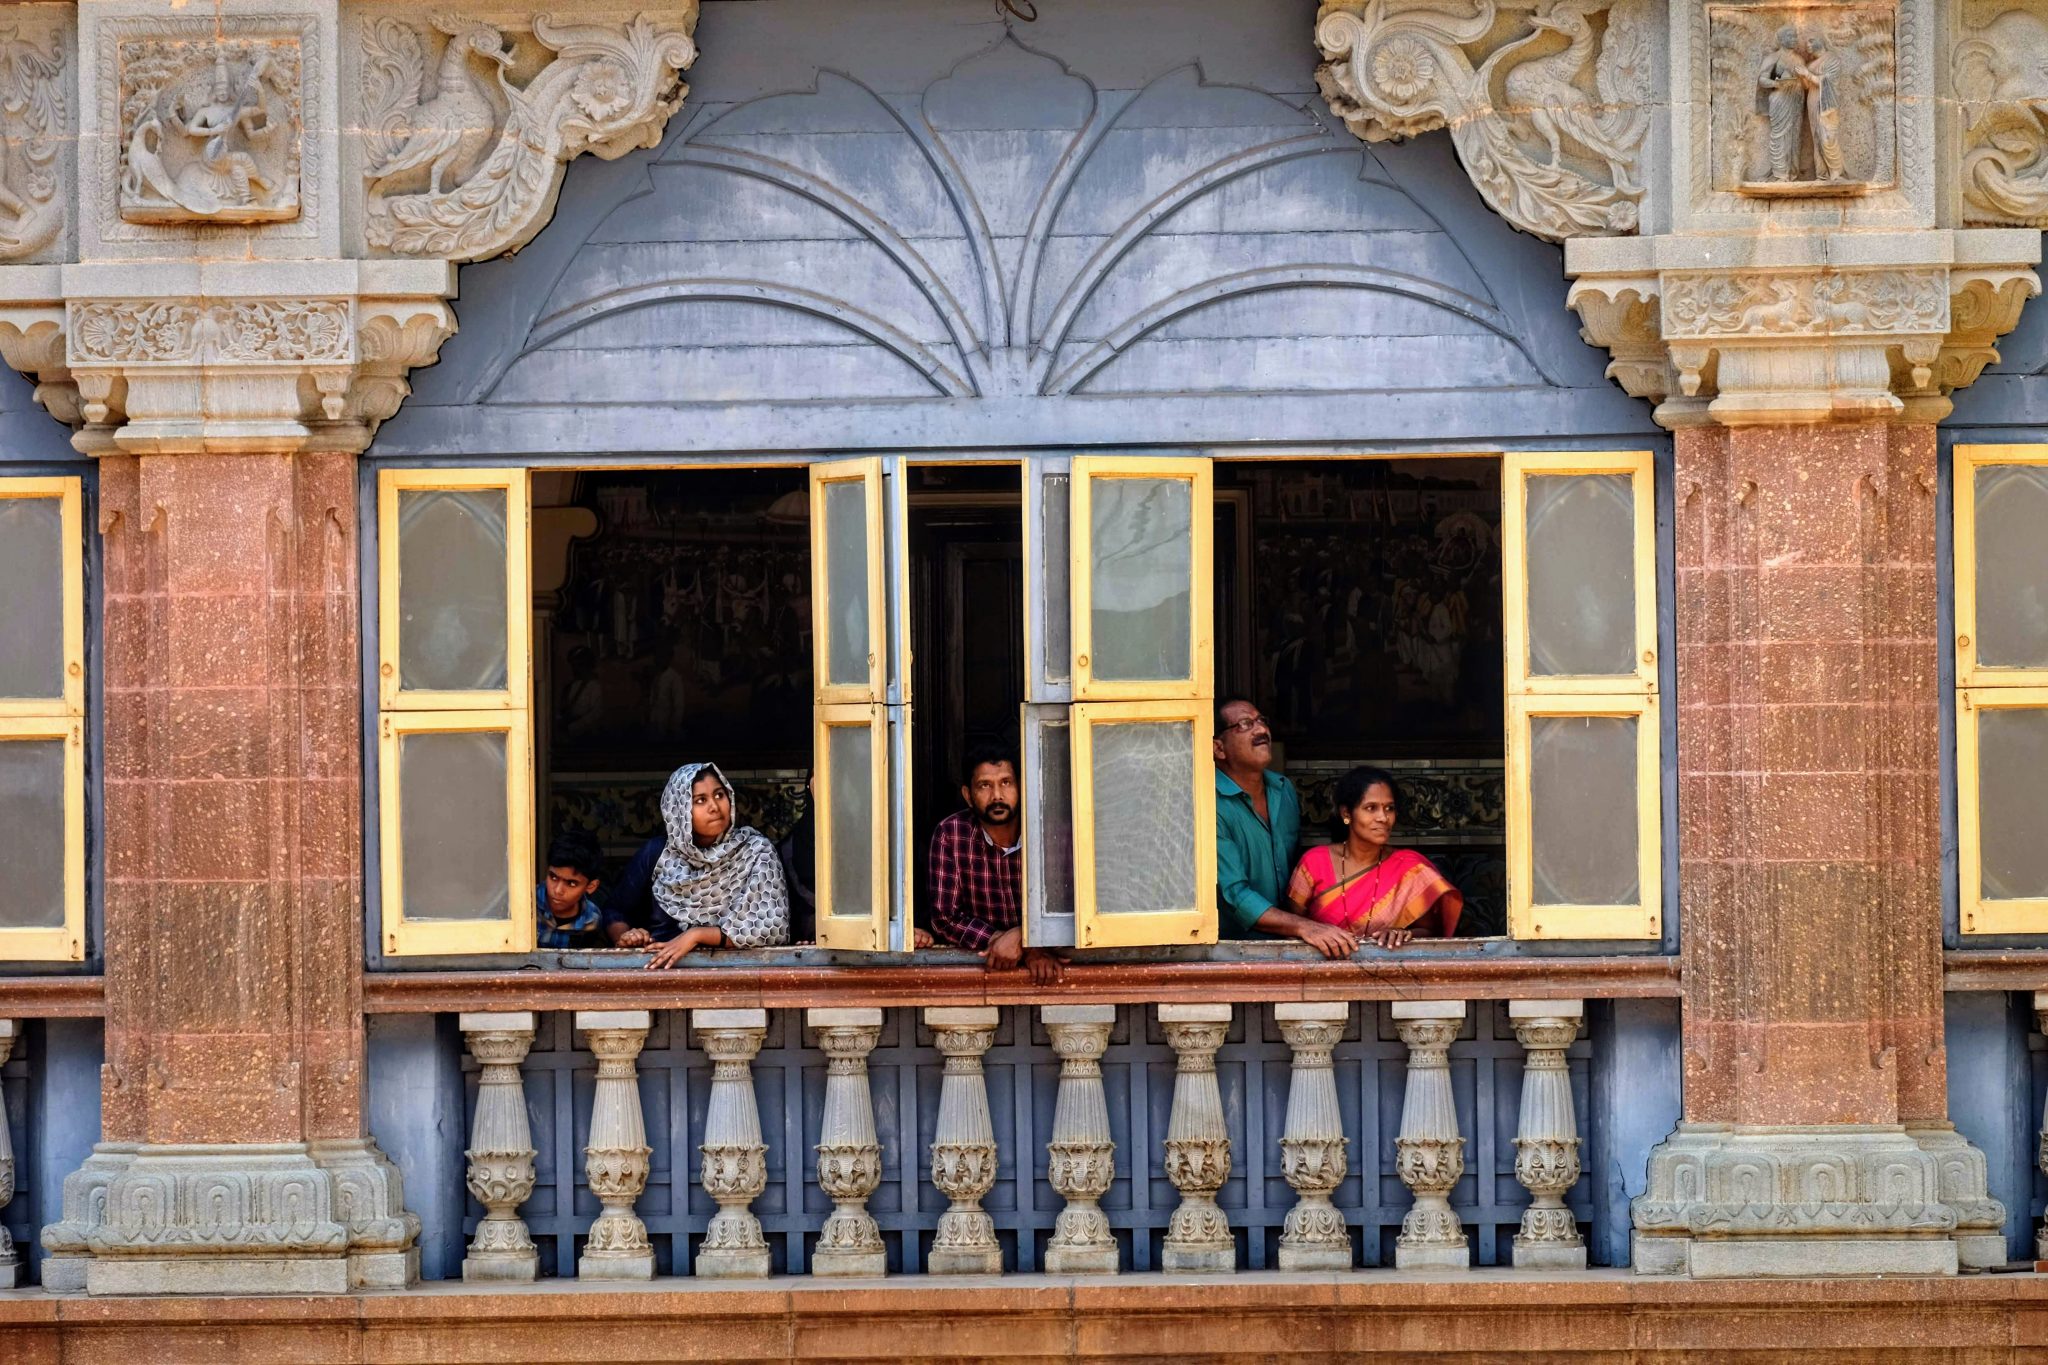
[1,1019,102,1285]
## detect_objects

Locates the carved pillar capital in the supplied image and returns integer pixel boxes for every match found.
[1316,0,2048,429]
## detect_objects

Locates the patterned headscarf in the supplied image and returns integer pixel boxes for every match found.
[651,762,790,948]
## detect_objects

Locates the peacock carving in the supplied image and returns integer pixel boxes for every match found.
[363,16,512,199]
[1492,0,1643,195]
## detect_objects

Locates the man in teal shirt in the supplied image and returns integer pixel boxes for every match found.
[1214,697,1359,957]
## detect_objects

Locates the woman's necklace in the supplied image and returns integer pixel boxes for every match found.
[1335,842,1387,888]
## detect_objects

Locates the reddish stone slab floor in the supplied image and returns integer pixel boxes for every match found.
[5,1271,2048,1362]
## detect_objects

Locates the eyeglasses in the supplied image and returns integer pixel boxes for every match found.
[1219,713,1269,735]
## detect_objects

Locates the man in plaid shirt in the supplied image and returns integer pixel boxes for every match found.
[929,742,1063,984]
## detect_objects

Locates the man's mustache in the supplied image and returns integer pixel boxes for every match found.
[982,802,1015,820]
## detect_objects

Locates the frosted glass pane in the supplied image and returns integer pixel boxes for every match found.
[1530,714,1640,905]
[826,722,873,918]
[0,496,63,699]
[1042,472,1071,683]
[1979,707,2048,900]
[823,480,871,688]
[1090,477,1191,682]
[1975,466,2048,669]
[1089,719,1194,914]
[397,489,508,693]
[398,730,510,921]
[1526,473,1635,676]
[1034,717,1074,916]
[0,738,64,929]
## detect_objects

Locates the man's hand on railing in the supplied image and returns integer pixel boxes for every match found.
[983,926,1065,984]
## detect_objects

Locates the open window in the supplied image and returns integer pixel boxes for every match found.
[0,476,85,962]
[376,468,533,955]
[1501,450,1660,940]
[1955,445,2048,934]
[1067,457,1217,946]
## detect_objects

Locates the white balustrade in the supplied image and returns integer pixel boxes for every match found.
[1042,1004,1119,1274]
[459,1011,539,1283]
[1275,1002,1351,1271]
[692,1008,772,1278]
[925,1006,1003,1274]
[576,1010,655,1281]
[1159,1002,1235,1272]
[1508,999,1585,1270]
[1391,1000,1469,1270]
[808,1008,887,1277]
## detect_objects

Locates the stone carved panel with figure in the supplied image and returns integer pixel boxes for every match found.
[117,36,302,223]
[1706,3,1896,197]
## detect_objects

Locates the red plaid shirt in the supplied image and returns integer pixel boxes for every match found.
[928,809,1022,953]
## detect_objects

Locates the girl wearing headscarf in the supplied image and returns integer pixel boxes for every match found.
[643,762,790,968]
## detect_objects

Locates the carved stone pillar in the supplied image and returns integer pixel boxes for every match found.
[1158,1003,1235,1273]
[576,1011,654,1282]
[924,1007,1002,1275]
[1508,1001,1585,1271]
[0,1021,17,1289]
[693,1008,771,1279]
[2037,994,2048,1264]
[808,1008,886,1278]
[461,1013,539,1283]
[1041,1005,1118,1275]
[1274,1002,1350,1272]
[1392,1000,1468,1271]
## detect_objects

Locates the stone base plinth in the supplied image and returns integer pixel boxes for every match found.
[463,1250,539,1283]
[1276,1243,1351,1272]
[88,1255,349,1297]
[927,1246,1003,1275]
[308,1137,422,1290]
[0,1260,17,1290]
[696,1246,772,1278]
[578,1250,657,1281]
[1044,1244,1119,1274]
[1512,1241,1588,1271]
[811,1247,888,1277]
[37,1256,86,1293]
[53,1143,352,1297]
[1633,1123,1968,1279]
[1394,1242,1469,1270]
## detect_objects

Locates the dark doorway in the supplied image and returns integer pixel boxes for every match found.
[908,466,1023,926]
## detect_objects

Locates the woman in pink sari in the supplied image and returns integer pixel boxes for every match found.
[1286,766,1462,949]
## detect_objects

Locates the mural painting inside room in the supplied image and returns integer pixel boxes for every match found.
[546,469,811,849]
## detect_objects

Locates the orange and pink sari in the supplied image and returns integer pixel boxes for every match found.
[1286,845,1463,939]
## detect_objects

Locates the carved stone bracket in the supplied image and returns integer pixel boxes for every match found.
[1956,7,2048,228]
[1314,0,1654,242]
[1567,233,2042,425]
[357,6,698,262]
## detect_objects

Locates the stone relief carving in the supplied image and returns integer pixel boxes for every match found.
[1314,0,1653,241]
[1662,269,1948,340]
[68,298,354,365]
[1955,8,2048,227]
[117,37,302,223]
[360,9,696,262]
[1707,3,1896,196]
[0,19,65,259]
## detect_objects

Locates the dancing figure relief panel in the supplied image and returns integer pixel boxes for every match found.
[117,35,302,224]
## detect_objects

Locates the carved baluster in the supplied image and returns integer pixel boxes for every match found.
[575,1010,654,1280]
[0,1021,17,1288]
[692,1009,772,1278]
[1509,1000,1586,1270]
[809,1008,886,1277]
[924,1007,1003,1274]
[460,1012,539,1282]
[1042,1005,1118,1274]
[1391,1000,1469,1270]
[1275,1002,1351,1271]
[2038,993,2048,1263]
[1158,1003,1235,1272]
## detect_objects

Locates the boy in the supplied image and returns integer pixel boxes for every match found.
[537,830,608,949]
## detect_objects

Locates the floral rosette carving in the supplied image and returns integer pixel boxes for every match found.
[1315,0,1652,241]
[364,11,697,261]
